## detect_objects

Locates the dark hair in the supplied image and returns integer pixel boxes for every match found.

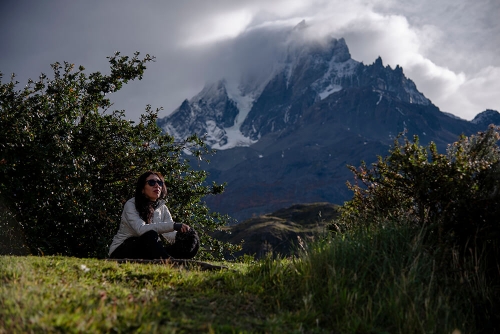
[134,171,167,223]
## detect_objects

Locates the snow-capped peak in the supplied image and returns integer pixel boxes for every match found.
[471,109,500,126]
[191,80,228,103]
[158,27,434,150]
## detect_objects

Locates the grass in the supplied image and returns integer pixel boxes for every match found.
[1,224,496,333]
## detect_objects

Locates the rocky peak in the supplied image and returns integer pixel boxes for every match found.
[158,32,430,149]
[471,109,500,128]
[292,19,308,32]
[192,80,227,105]
[359,57,430,106]
[157,79,240,147]
[239,36,360,140]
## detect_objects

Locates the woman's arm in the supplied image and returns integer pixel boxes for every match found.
[161,205,191,232]
[122,200,175,236]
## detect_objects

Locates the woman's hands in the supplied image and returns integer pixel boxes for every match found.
[179,224,190,233]
[173,223,191,233]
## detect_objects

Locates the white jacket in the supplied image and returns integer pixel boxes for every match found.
[108,198,177,256]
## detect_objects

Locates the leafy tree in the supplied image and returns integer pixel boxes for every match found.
[336,128,500,267]
[0,52,239,259]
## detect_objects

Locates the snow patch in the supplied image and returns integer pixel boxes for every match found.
[225,81,255,126]
[204,120,226,144]
[211,126,256,150]
[284,106,291,123]
[313,57,359,99]
[318,84,342,100]
[208,80,258,150]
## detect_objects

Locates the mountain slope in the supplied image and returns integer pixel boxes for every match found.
[158,25,499,221]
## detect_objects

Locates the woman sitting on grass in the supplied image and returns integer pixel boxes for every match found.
[108,171,199,260]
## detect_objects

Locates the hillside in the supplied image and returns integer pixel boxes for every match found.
[213,202,339,259]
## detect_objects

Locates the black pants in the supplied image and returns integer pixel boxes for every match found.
[109,230,171,260]
[110,229,200,260]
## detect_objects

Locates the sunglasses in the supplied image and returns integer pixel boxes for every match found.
[146,179,164,187]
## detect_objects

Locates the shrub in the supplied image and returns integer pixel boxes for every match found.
[334,129,500,331]
[336,128,500,270]
[0,53,239,259]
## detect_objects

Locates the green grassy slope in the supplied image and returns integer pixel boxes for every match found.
[2,222,493,333]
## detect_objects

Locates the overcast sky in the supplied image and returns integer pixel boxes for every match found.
[1,0,499,122]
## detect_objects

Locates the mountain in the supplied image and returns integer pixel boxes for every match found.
[471,109,500,129]
[158,24,500,222]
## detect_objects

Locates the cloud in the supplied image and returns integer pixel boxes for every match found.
[453,66,500,119]
[265,0,498,120]
[1,0,498,121]
[182,9,254,46]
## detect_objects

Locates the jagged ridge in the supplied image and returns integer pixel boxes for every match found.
[158,32,431,148]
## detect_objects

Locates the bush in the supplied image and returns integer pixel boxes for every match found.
[334,129,500,331]
[0,53,239,259]
[336,128,500,271]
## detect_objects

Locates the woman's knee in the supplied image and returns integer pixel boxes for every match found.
[166,228,200,259]
[140,230,160,241]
